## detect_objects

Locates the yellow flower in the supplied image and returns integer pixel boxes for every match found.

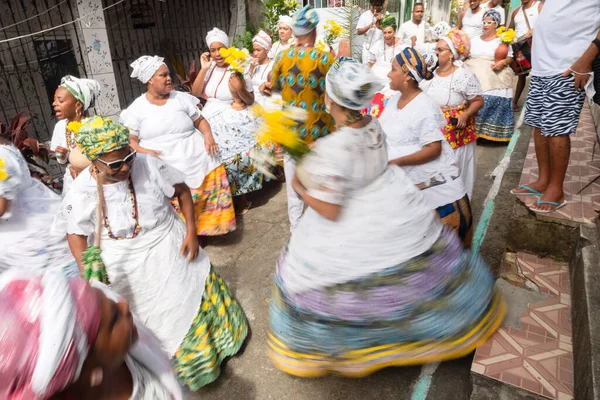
[496,26,506,35]
[0,169,7,181]
[67,120,83,134]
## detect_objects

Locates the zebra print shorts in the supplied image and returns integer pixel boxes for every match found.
[524,74,586,136]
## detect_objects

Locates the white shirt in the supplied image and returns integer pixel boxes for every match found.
[357,10,384,51]
[120,91,221,189]
[470,36,514,59]
[396,20,431,47]
[379,93,466,209]
[531,0,600,77]
[368,39,407,84]
[512,1,541,38]
[249,60,274,106]
[483,2,506,25]
[461,7,486,40]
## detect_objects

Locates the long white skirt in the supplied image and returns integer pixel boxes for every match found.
[454,142,477,200]
[100,212,210,355]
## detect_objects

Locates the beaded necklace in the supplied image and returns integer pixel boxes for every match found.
[95,168,142,240]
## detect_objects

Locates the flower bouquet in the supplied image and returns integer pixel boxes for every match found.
[249,98,308,178]
[219,47,252,109]
[495,27,516,63]
[496,26,517,45]
[323,19,346,46]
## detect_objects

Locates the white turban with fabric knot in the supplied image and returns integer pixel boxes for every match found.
[205,27,230,47]
[326,57,384,110]
[253,30,272,51]
[59,75,101,111]
[279,16,294,29]
[130,55,166,84]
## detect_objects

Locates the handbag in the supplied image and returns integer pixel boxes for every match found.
[510,4,533,76]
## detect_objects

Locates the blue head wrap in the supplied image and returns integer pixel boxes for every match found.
[292,6,319,36]
[394,47,432,83]
[483,9,501,26]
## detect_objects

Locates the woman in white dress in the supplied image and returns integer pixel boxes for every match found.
[368,14,406,95]
[380,48,473,247]
[50,75,100,194]
[0,141,76,276]
[52,116,248,390]
[464,9,515,142]
[268,16,295,59]
[0,269,182,400]
[420,30,484,200]
[121,55,236,238]
[249,30,275,106]
[268,58,504,377]
[192,27,265,213]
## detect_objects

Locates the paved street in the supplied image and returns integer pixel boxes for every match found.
[193,141,508,400]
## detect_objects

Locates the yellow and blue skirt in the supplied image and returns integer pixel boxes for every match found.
[268,227,505,378]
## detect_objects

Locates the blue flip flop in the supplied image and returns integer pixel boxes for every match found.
[510,184,543,197]
[529,198,568,214]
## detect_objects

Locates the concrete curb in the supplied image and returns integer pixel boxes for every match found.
[570,223,600,400]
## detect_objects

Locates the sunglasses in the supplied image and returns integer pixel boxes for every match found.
[482,21,496,26]
[97,149,137,171]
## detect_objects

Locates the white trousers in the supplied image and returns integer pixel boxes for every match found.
[455,142,477,200]
[284,154,305,232]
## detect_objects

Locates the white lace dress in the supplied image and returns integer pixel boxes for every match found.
[201,64,264,196]
[379,92,467,209]
[420,68,483,199]
[0,144,76,276]
[52,155,210,356]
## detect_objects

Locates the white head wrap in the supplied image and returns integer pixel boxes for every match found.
[431,21,451,40]
[279,16,294,29]
[205,27,230,47]
[59,76,100,111]
[130,55,166,84]
[326,57,384,110]
[441,37,463,67]
[253,30,272,51]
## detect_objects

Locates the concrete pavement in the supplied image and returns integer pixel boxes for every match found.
[193,141,508,400]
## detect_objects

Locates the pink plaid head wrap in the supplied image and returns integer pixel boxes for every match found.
[0,270,101,399]
[442,29,471,66]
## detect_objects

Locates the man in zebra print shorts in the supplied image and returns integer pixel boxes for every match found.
[513,0,600,213]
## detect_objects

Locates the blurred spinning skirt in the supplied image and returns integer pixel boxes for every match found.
[172,165,236,236]
[268,227,505,377]
[174,266,248,390]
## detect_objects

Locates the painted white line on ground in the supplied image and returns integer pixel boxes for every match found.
[410,362,441,400]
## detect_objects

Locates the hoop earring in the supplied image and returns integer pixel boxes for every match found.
[76,108,82,117]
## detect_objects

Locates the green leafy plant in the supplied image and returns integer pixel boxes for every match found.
[335,0,362,59]
[262,0,299,41]
[233,28,256,54]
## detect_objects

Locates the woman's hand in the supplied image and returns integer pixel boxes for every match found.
[139,147,162,158]
[491,60,507,71]
[456,113,469,129]
[200,52,212,71]
[229,74,245,91]
[180,232,199,262]
[204,133,219,156]
[54,146,69,160]
[261,81,273,96]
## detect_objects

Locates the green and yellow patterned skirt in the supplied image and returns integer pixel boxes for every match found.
[174,267,248,390]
